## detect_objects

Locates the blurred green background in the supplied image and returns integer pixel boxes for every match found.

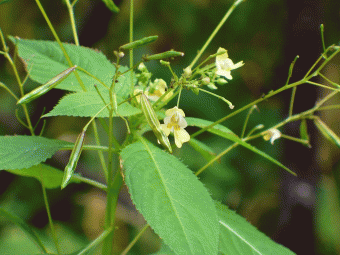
[1,0,340,254]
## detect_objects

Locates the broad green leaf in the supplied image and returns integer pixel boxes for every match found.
[216,201,295,255]
[189,138,217,163]
[186,117,296,176]
[43,92,141,118]
[4,164,81,189]
[121,140,219,255]
[0,136,71,170]
[10,37,133,98]
[0,208,47,253]
[101,0,119,12]
[152,242,176,255]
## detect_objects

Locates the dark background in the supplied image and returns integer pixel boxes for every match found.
[1,0,340,254]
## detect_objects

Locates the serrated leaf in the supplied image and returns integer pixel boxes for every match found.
[216,201,295,255]
[121,140,219,255]
[189,138,217,163]
[43,91,141,118]
[0,207,47,253]
[0,136,71,170]
[186,118,296,176]
[4,164,81,189]
[9,37,133,98]
[101,0,119,12]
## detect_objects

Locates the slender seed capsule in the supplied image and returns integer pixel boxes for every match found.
[17,65,77,105]
[314,118,340,148]
[140,93,172,153]
[119,35,158,51]
[143,51,184,62]
[61,130,86,189]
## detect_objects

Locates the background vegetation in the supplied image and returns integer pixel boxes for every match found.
[1,0,340,254]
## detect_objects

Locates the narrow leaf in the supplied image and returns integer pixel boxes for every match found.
[121,140,219,255]
[314,118,340,148]
[17,65,77,104]
[0,136,71,170]
[300,119,311,147]
[43,92,141,118]
[216,201,295,255]
[101,0,119,12]
[4,164,81,189]
[187,117,296,176]
[61,130,85,189]
[0,208,47,253]
[10,37,133,98]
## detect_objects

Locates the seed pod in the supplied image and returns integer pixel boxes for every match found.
[143,51,184,61]
[17,65,77,105]
[140,93,172,153]
[314,118,340,148]
[61,130,86,189]
[119,35,158,51]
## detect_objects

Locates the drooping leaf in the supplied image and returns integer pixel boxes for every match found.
[121,140,219,255]
[189,138,217,163]
[186,117,296,176]
[101,0,119,12]
[4,164,81,189]
[0,136,71,170]
[0,208,47,253]
[10,37,133,98]
[216,201,295,255]
[43,91,141,118]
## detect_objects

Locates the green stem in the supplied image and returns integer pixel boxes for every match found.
[288,87,297,117]
[121,224,150,255]
[78,226,114,255]
[189,0,244,69]
[241,105,257,138]
[64,0,80,46]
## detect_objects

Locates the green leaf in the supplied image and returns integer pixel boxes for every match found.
[4,164,81,189]
[189,138,217,163]
[186,117,296,176]
[299,119,311,147]
[314,118,340,148]
[216,201,295,255]
[9,37,132,98]
[0,207,47,253]
[121,140,219,255]
[43,92,141,118]
[0,136,71,170]
[152,242,176,255]
[101,0,119,12]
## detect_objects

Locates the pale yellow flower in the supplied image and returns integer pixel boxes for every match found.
[148,79,173,102]
[263,128,281,145]
[215,47,244,80]
[161,106,190,148]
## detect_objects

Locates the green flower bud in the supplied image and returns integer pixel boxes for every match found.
[216,78,228,85]
[119,35,158,51]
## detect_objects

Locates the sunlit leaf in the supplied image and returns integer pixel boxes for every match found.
[43,92,141,118]
[121,140,219,255]
[0,136,71,170]
[216,201,295,255]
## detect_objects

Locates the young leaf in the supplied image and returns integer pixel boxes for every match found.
[61,130,86,189]
[121,140,219,255]
[9,37,133,98]
[4,164,81,189]
[0,136,71,170]
[216,201,296,255]
[314,118,340,148]
[300,119,311,147]
[43,92,141,118]
[0,208,47,253]
[186,117,296,176]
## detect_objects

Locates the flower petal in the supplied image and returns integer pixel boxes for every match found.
[174,129,190,148]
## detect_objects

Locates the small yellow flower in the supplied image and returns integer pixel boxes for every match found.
[161,106,190,148]
[215,47,244,80]
[148,79,173,102]
[263,128,281,145]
